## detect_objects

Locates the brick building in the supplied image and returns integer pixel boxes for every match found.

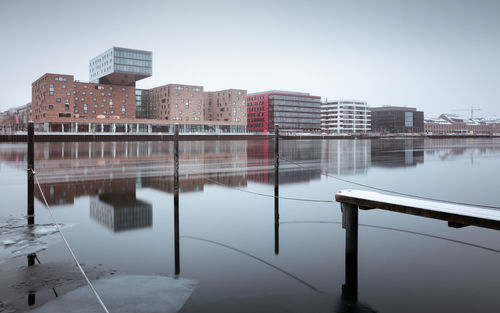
[424,114,500,134]
[31,47,248,133]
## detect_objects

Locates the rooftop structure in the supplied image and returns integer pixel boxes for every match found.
[89,47,152,86]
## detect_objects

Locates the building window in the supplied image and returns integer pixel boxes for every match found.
[62,84,66,89]
[49,105,54,109]
[56,98,61,102]
[84,85,88,89]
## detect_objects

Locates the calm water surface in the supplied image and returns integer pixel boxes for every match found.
[0,138,499,312]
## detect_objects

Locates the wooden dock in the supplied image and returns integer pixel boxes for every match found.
[335,189,500,230]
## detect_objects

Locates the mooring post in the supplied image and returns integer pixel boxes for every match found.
[274,124,280,255]
[173,124,180,275]
[27,121,34,226]
[341,202,358,303]
[27,121,36,267]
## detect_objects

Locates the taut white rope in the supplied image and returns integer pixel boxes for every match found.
[32,170,110,313]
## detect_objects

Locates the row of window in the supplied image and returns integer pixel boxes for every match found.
[172,116,201,121]
[114,50,152,61]
[247,96,265,101]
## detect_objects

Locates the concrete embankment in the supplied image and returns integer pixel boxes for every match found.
[0,133,377,142]
[1,133,498,142]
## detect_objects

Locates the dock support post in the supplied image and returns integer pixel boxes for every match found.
[27,122,36,267]
[341,202,358,303]
[274,124,279,255]
[173,124,180,275]
[27,121,34,226]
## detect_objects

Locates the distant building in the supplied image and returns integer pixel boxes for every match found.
[321,100,370,133]
[148,84,247,132]
[370,106,424,133]
[89,47,152,85]
[0,103,32,132]
[424,113,500,134]
[246,90,321,133]
[31,47,247,133]
[32,73,137,131]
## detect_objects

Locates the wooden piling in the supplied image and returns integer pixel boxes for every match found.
[173,124,180,275]
[341,203,358,303]
[27,121,34,226]
[274,125,279,255]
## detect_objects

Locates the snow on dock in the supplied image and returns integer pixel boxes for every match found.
[335,189,500,230]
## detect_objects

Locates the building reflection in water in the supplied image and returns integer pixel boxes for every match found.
[321,140,371,176]
[371,138,424,168]
[247,140,322,185]
[90,193,152,232]
[10,138,499,213]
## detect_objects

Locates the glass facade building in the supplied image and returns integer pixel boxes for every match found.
[371,106,424,133]
[135,89,151,119]
[89,47,152,85]
[247,91,321,133]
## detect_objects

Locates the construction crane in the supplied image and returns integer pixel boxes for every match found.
[453,106,481,119]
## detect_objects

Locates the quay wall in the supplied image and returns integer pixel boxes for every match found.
[1,133,499,143]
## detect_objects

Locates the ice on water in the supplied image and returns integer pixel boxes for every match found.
[0,215,66,263]
[31,275,197,313]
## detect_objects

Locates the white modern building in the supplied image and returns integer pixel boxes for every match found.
[321,100,371,133]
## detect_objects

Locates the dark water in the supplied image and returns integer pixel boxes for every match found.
[0,138,499,312]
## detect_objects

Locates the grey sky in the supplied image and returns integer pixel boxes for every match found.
[1,0,499,117]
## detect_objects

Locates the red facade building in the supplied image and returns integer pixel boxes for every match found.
[246,91,321,133]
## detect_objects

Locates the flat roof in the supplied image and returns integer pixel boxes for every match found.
[370,106,419,112]
[248,90,311,96]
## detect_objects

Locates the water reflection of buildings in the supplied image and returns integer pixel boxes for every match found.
[17,141,248,206]
[321,140,371,175]
[247,140,322,184]
[11,138,500,208]
[90,193,152,232]
[371,138,424,168]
